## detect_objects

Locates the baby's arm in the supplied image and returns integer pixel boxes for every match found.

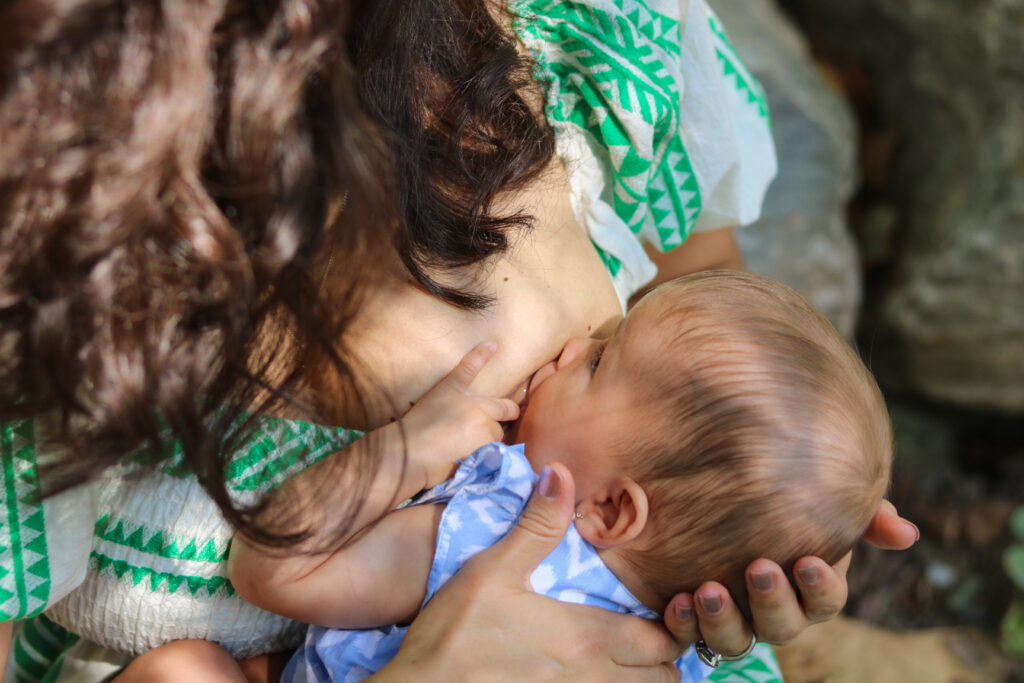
[230,342,516,627]
[231,504,442,628]
[233,344,520,606]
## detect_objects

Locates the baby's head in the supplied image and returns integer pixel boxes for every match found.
[515,270,892,615]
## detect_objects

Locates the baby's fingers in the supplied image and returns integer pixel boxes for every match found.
[443,342,499,393]
[482,397,520,423]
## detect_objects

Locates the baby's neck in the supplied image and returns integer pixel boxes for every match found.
[595,545,667,614]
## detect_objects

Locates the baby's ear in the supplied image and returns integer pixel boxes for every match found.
[575,478,649,549]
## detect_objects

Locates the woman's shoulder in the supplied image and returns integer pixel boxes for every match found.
[512,0,777,302]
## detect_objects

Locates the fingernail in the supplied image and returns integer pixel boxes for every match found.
[675,603,692,622]
[699,593,722,615]
[538,465,560,499]
[751,571,775,593]
[798,566,820,586]
[486,341,498,353]
[909,522,920,542]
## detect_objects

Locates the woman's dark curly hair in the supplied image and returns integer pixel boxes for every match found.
[0,0,553,543]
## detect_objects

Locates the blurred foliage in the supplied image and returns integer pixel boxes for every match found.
[1001,507,1024,657]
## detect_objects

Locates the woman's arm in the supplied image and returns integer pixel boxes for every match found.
[630,226,743,306]
[645,226,744,276]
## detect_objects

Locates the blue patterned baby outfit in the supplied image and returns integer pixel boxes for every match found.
[282,442,713,683]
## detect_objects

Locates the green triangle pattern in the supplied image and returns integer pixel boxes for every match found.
[706,10,771,124]
[89,551,236,598]
[593,244,623,279]
[159,413,363,497]
[228,419,363,494]
[93,514,230,563]
[705,644,782,683]
[1,419,52,621]
[514,0,703,255]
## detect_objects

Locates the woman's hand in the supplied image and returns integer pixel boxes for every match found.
[663,499,919,653]
[375,464,684,682]
[401,341,521,489]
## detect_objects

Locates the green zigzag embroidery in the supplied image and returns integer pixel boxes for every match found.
[514,0,702,254]
[94,514,228,563]
[89,551,236,598]
[159,416,362,495]
[705,644,781,683]
[706,11,771,124]
[594,244,623,278]
[1,420,51,621]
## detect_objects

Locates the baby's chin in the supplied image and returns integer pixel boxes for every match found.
[502,368,543,445]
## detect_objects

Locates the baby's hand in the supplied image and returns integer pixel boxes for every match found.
[400,342,520,489]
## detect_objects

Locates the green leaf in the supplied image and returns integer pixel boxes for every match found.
[1002,600,1024,658]
[1003,545,1024,591]
[1010,506,1024,541]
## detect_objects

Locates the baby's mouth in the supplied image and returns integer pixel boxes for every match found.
[508,373,534,408]
[503,370,539,443]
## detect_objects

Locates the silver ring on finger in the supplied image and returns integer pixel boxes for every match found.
[694,632,757,668]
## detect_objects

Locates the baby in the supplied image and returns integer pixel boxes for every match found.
[122,270,893,682]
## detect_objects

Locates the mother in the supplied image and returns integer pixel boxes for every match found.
[0,0,915,680]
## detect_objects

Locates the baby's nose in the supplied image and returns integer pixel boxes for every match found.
[528,361,557,394]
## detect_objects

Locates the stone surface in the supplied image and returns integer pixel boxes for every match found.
[781,0,1024,413]
[711,0,862,340]
[775,616,1010,683]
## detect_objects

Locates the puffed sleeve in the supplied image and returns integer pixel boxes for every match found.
[513,0,777,307]
[0,420,97,623]
[678,1,777,234]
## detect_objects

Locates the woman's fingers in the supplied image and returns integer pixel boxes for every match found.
[862,499,919,550]
[743,559,808,644]
[743,554,850,646]
[792,555,849,623]
[691,582,755,655]
[663,593,700,647]
[594,608,684,667]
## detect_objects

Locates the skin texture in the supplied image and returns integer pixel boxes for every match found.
[0,622,9,678]
[113,640,248,683]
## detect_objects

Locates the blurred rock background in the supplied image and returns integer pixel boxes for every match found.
[711,0,1024,679]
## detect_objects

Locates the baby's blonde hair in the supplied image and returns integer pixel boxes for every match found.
[617,271,892,617]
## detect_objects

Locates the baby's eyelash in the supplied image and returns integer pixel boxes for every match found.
[589,343,606,372]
